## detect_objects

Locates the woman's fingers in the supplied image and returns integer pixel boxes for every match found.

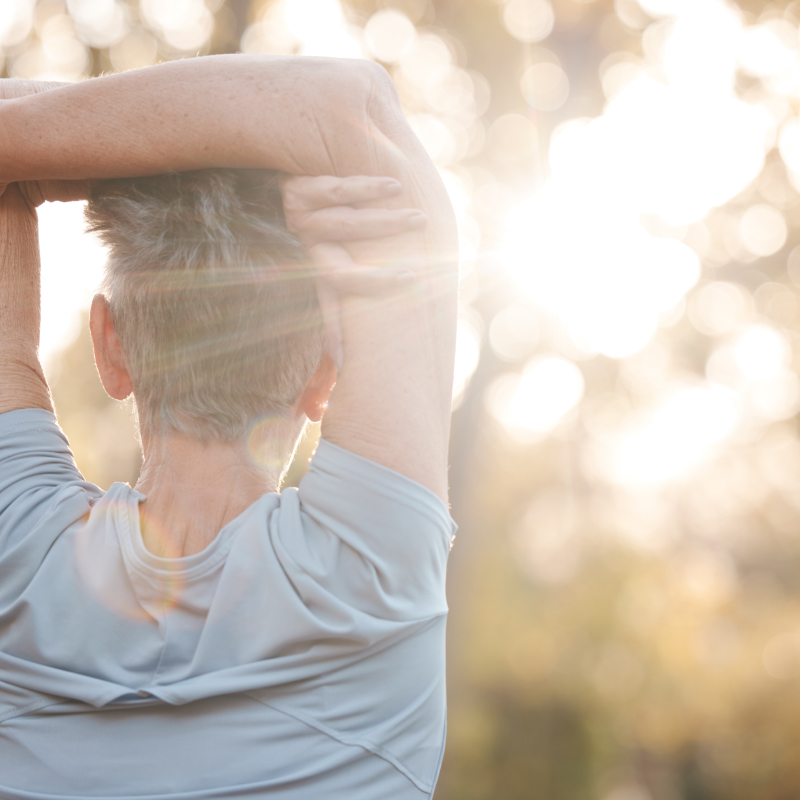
[290,205,427,244]
[321,264,416,295]
[280,174,426,251]
[308,242,417,296]
[281,175,402,212]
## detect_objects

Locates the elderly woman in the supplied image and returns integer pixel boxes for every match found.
[0,57,457,799]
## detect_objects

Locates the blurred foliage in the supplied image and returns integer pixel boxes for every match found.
[16,0,800,797]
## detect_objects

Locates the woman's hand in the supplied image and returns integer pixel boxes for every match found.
[281,174,427,370]
[280,174,425,294]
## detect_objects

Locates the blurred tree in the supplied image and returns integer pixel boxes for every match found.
[19,0,800,798]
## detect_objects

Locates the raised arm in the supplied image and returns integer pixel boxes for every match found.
[0,184,50,415]
[0,57,406,181]
[0,79,90,205]
[0,56,458,500]
[0,79,99,418]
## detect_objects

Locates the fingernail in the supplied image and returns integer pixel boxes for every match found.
[407,213,427,227]
[383,180,402,194]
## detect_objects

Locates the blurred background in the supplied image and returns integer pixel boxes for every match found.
[5,0,800,796]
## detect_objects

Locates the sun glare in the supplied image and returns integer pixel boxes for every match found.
[487,356,584,441]
[495,0,794,484]
[503,184,700,359]
[612,384,740,485]
[38,201,107,372]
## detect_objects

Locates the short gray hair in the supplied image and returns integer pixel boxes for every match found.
[86,169,324,444]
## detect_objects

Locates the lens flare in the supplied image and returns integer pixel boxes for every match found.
[247,416,296,474]
[73,497,185,621]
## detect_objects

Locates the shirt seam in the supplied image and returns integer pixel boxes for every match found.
[0,696,64,724]
[308,440,457,533]
[114,487,235,582]
[305,484,455,538]
[245,692,435,794]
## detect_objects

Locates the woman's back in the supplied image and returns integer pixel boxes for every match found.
[0,410,452,799]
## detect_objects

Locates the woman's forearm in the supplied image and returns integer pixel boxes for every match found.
[0,56,409,184]
[0,79,91,203]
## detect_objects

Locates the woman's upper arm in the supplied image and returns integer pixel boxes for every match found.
[315,67,460,502]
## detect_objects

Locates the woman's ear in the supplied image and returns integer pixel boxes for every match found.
[295,354,337,423]
[89,294,134,401]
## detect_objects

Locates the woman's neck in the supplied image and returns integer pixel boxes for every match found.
[134,432,281,559]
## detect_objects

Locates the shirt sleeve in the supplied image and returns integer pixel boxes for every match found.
[289,438,456,622]
[0,408,101,557]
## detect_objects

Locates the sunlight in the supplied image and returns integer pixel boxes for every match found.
[364,9,416,63]
[243,0,364,59]
[487,356,584,440]
[738,20,796,79]
[688,281,751,336]
[501,0,553,43]
[140,0,214,51]
[613,384,739,485]
[501,0,771,369]
[503,183,699,359]
[520,61,569,111]
[17,0,800,792]
[67,0,128,50]
[734,324,790,381]
[38,201,107,371]
[738,205,787,257]
[452,316,481,407]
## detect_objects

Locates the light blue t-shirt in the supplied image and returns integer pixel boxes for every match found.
[0,408,454,799]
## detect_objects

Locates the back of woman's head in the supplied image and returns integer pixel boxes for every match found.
[86,169,324,442]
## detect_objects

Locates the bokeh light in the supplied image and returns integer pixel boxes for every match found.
[734,324,790,381]
[364,9,415,63]
[611,383,739,485]
[689,280,751,336]
[503,183,700,358]
[14,0,800,795]
[501,0,554,44]
[67,0,128,49]
[738,204,787,257]
[140,0,214,52]
[0,0,35,48]
[488,305,539,362]
[109,28,158,71]
[486,112,537,163]
[487,356,584,440]
[520,61,569,111]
